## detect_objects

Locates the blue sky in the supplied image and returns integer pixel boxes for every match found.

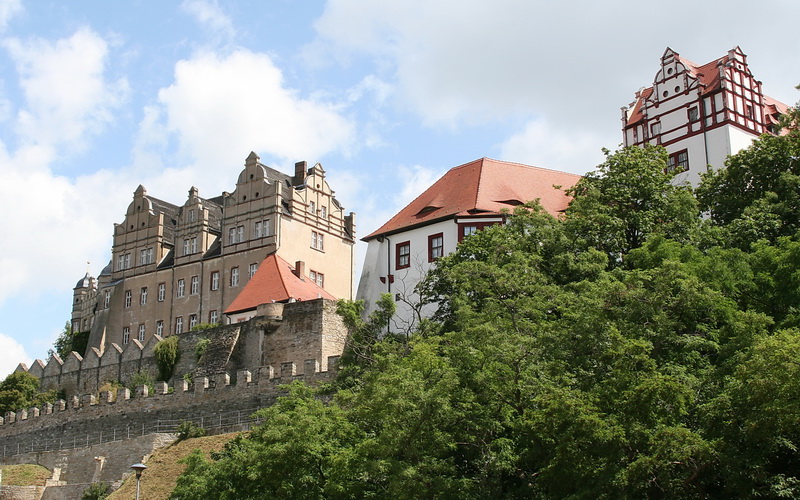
[0,0,798,376]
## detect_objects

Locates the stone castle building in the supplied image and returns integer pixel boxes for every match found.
[72,152,355,353]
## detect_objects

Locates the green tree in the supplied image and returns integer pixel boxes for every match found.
[0,371,57,414]
[565,145,698,264]
[49,321,90,358]
[697,131,800,248]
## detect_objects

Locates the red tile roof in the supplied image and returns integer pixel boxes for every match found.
[224,254,335,314]
[363,158,581,241]
[625,47,788,128]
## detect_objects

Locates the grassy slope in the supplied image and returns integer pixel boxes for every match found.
[108,432,239,500]
[0,464,51,486]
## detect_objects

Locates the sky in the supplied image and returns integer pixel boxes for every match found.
[0,0,798,377]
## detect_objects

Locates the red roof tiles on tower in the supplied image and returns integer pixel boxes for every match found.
[224,254,334,315]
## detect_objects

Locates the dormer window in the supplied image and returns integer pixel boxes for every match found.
[415,206,440,217]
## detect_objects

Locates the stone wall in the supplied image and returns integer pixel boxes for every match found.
[17,298,346,400]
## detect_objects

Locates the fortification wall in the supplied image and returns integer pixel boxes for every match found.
[21,298,346,400]
[0,359,339,461]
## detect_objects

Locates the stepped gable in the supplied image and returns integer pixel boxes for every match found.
[363,157,581,240]
[225,254,335,315]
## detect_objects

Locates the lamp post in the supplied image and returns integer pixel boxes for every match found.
[130,463,147,500]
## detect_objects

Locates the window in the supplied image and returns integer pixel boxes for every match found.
[124,290,132,308]
[688,106,699,122]
[140,287,148,305]
[177,279,185,298]
[175,317,183,334]
[249,263,258,278]
[396,241,410,269]
[310,270,324,288]
[183,239,190,256]
[140,247,153,265]
[191,237,197,254]
[309,200,316,214]
[666,149,690,174]
[231,267,239,287]
[311,231,324,250]
[321,205,327,218]
[463,225,478,237]
[117,253,131,270]
[210,310,218,325]
[156,320,164,336]
[188,209,196,222]
[428,233,444,262]
[746,104,754,119]
[263,219,271,236]
[189,314,198,330]
[211,271,220,291]
[228,225,244,244]
[157,283,166,302]
[104,290,111,308]
[138,324,145,342]
[254,221,263,238]
[650,122,661,136]
[122,327,130,344]
[72,320,80,333]
[191,276,199,295]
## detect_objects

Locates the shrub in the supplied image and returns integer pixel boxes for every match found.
[190,322,217,332]
[176,420,206,441]
[154,335,180,381]
[81,481,110,500]
[127,371,155,396]
[195,338,211,360]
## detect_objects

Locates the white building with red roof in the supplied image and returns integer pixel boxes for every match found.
[356,157,581,334]
[622,46,789,186]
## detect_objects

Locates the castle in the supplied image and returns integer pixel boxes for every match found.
[71,152,356,353]
[621,46,788,186]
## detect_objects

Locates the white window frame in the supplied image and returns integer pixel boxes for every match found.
[191,275,199,295]
[140,287,147,305]
[189,314,198,330]
[177,279,185,298]
[210,310,218,325]
[211,271,220,291]
[249,263,258,278]
[124,290,132,308]
[231,267,239,287]
[175,316,183,334]
[122,327,130,344]
[138,324,145,342]
[157,283,166,302]
[156,320,164,336]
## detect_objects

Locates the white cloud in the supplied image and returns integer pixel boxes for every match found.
[155,49,355,180]
[0,332,29,379]
[499,119,608,175]
[3,28,128,152]
[0,0,21,31]
[181,0,235,42]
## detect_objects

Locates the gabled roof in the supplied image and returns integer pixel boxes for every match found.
[625,47,789,128]
[224,254,334,314]
[363,158,581,241]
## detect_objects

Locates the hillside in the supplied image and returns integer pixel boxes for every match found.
[107,433,239,500]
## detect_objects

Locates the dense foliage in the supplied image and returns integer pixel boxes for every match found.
[154,335,180,381]
[171,131,800,498]
[0,371,57,415]
[49,321,90,359]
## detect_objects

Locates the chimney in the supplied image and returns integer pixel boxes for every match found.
[294,261,306,281]
[293,161,307,187]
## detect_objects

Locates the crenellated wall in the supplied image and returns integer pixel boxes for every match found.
[0,298,349,463]
[20,298,346,399]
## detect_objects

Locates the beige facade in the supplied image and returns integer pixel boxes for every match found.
[73,152,355,353]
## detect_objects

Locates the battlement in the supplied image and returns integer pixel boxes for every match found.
[0,298,349,448]
[0,357,338,432]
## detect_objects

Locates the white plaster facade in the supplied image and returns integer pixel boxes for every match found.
[622,47,787,186]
